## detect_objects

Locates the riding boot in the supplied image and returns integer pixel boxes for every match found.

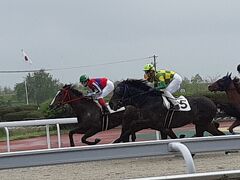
[98,98,110,115]
[163,90,180,110]
[102,105,110,115]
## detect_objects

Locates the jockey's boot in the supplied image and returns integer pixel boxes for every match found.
[163,90,180,111]
[102,105,110,115]
[98,98,110,115]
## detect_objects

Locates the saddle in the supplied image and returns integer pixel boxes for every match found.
[162,95,191,111]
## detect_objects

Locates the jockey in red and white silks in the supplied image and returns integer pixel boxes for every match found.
[80,75,114,114]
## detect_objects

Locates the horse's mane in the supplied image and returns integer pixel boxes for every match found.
[63,84,84,97]
[122,79,153,92]
[233,77,240,94]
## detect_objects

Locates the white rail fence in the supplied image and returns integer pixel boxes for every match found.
[0,135,240,171]
[0,118,78,152]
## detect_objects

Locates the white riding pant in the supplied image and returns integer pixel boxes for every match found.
[96,80,114,99]
[166,73,182,94]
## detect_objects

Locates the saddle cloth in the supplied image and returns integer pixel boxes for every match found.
[163,95,191,111]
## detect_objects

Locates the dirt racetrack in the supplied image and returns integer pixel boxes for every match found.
[0,121,240,180]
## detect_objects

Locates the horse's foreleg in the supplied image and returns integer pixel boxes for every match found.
[81,128,101,145]
[195,125,205,137]
[69,127,85,147]
[165,129,178,139]
[228,119,240,134]
[114,120,149,143]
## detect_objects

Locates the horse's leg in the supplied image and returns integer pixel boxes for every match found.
[206,122,225,136]
[114,119,150,143]
[165,129,178,139]
[228,118,240,134]
[131,133,137,142]
[160,131,168,139]
[195,125,205,137]
[81,128,101,145]
[69,127,85,147]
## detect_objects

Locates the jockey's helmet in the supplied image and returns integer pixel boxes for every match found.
[79,75,89,84]
[143,64,155,72]
[237,64,240,73]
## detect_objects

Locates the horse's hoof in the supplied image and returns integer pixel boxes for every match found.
[228,129,235,134]
[95,138,101,144]
[179,134,186,138]
[113,139,121,143]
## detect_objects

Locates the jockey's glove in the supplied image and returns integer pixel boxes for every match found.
[86,92,96,97]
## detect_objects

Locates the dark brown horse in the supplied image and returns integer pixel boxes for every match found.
[109,79,224,143]
[49,84,136,146]
[208,73,240,134]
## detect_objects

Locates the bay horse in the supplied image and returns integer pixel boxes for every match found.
[49,84,136,146]
[109,79,224,142]
[208,73,240,134]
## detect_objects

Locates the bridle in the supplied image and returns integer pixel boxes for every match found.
[55,88,86,108]
[216,78,236,92]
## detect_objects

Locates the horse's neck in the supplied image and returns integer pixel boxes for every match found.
[226,83,240,105]
[68,95,99,114]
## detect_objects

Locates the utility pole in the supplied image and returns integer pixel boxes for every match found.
[153,55,158,72]
[25,80,29,105]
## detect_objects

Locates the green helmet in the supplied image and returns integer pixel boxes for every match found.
[79,74,89,83]
[143,64,155,71]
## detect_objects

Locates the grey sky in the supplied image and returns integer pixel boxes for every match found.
[0,0,239,88]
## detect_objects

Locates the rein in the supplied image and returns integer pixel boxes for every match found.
[118,84,156,106]
[59,89,86,106]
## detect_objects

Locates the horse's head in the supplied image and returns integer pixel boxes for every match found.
[49,84,84,110]
[208,73,232,92]
[109,79,152,110]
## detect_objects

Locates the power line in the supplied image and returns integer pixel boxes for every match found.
[0,56,154,74]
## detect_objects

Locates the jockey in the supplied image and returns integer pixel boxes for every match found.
[79,74,114,115]
[143,64,182,110]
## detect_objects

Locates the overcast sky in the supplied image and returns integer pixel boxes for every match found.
[0,0,239,88]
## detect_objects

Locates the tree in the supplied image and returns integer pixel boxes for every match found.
[191,74,203,84]
[15,70,61,105]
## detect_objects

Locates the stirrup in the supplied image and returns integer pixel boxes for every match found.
[170,104,180,111]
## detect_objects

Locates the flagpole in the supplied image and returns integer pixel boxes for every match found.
[25,80,29,105]
[22,49,32,105]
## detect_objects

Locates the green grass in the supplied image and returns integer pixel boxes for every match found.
[0,127,69,141]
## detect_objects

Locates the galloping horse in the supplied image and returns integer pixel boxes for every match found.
[49,84,136,146]
[208,73,240,134]
[109,79,224,142]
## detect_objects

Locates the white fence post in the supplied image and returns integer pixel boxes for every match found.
[4,127,10,152]
[0,118,78,152]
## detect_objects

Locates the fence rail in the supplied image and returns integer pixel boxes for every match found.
[0,135,240,171]
[0,118,78,152]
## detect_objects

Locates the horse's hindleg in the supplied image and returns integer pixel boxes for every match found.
[81,128,101,145]
[131,133,137,142]
[228,119,240,134]
[206,122,225,136]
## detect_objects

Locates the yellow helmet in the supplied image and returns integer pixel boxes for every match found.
[143,64,155,71]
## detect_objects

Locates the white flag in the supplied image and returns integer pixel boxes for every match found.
[21,49,32,64]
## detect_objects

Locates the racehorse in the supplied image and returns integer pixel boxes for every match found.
[49,84,136,146]
[109,79,225,142]
[208,73,240,134]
